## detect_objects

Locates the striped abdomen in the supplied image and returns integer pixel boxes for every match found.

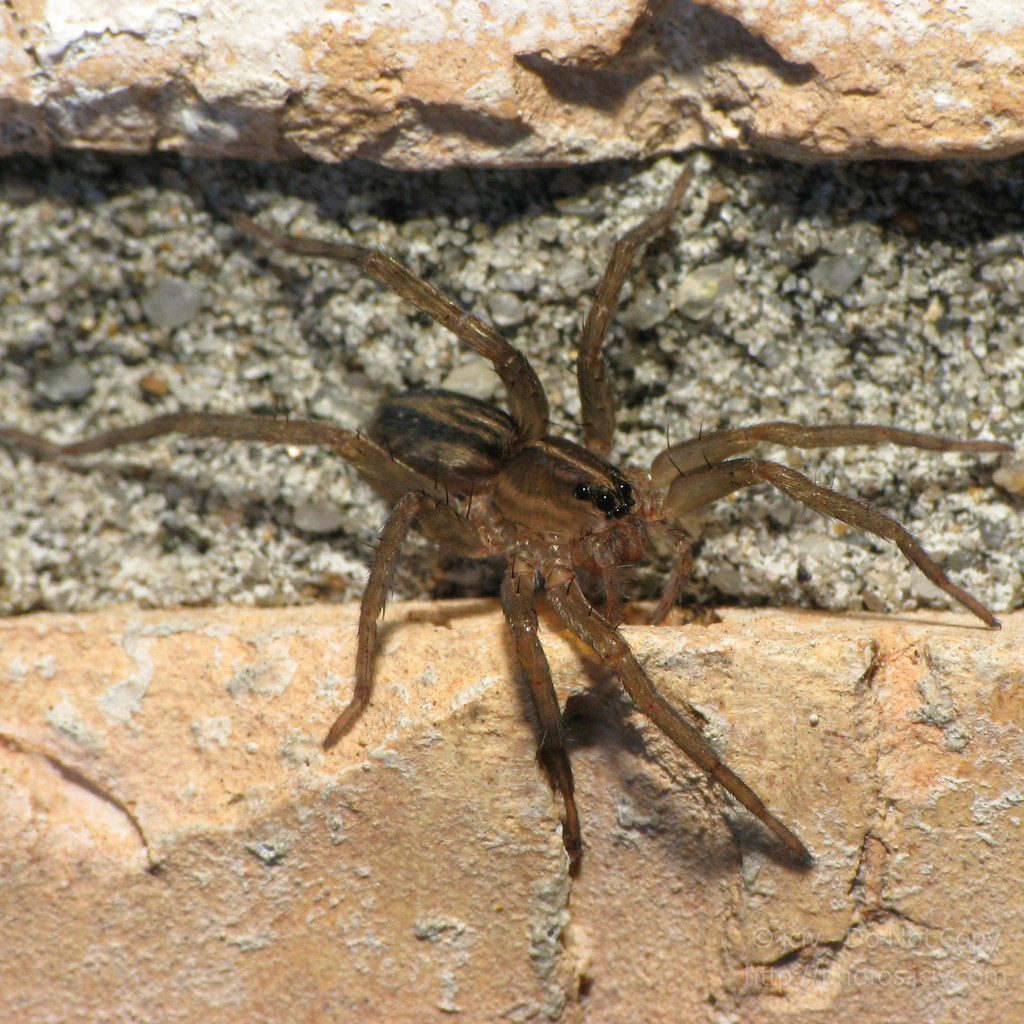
[367,389,519,485]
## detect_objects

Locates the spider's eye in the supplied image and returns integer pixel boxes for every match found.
[574,480,630,517]
[573,482,616,511]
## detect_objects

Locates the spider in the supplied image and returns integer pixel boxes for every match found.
[0,165,1010,870]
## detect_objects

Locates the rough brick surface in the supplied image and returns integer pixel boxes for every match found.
[2,1,1024,165]
[2,603,1022,1021]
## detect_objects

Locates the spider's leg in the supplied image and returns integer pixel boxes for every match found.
[544,562,811,864]
[651,421,1009,485]
[0,411,463,521]
[0,414,491,747]
[0,412,363,460]
[232,213,549,441]
[501,559,582,871]
[647,523,695,626]
[577,166,693,457]
[324,491,487,749]
[663,457,1000,628]
[596,563,626,626]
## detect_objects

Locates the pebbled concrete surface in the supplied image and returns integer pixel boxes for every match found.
[0,151,1021,624]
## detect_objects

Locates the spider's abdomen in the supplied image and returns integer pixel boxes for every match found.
[367,389,518,483]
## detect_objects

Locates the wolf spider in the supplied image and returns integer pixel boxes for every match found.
[0,166,1009,869]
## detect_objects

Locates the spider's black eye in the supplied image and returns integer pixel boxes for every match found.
[573,473,626,516]
[573,478,631,518]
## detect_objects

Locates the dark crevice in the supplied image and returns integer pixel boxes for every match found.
[0,733,156,869]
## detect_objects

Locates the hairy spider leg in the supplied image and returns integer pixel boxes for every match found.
[324,490,488,749]
[0,412,445,506]
[232,213,549,441]
[0,413,496,749]
[544,563,811,864]
[651,421,1011,484]
[663,457,1001,628]
[501,560,583,870]
[577,166,694,457]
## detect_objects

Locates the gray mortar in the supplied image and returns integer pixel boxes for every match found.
[1,151,1021,621]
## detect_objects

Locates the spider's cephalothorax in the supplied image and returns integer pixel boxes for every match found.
[0,166,1010,870]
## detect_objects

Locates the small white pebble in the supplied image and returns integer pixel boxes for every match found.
[994,459,1024,494]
